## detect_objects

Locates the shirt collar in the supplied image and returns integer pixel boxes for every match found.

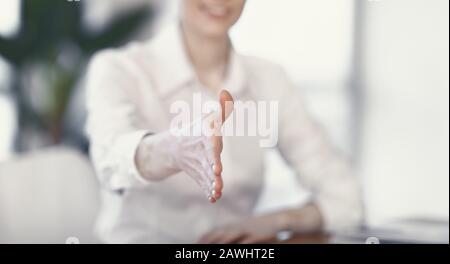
[147,22,247,98]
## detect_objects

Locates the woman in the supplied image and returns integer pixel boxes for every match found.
[86,0,362,243]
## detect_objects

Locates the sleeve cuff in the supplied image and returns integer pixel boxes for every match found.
[109,130,152,190]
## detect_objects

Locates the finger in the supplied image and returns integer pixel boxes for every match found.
[201,109,220,137]
[219,89,234,124]
[199,168,219,202]
[214,175,223,194]
[202,131,223,177]
[214,189,222,199]
[200,151,222,200]
[212,135,223,176]
[205,126,224,196]
[199,167,217,201]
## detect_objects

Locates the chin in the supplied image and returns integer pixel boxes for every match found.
[200,24,230,38]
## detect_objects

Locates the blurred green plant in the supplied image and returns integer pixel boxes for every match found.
[0,0,152,151]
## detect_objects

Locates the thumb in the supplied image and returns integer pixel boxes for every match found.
[219,89,234,125]
[199,90,234,136]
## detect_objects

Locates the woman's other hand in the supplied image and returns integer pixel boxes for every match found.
[199,204,323,243]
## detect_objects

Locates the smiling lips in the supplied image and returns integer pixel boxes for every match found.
[200,3,229,19]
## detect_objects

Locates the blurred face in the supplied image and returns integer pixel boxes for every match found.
[181,0,246,38]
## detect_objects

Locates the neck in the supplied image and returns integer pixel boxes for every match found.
[181,23,231,91]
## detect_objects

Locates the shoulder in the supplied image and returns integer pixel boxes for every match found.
[85,41,154,101]
[88,41,152,75]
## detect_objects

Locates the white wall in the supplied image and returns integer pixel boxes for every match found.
[360,0,449,225]
[0,0,20,37]
[0,0,20,161]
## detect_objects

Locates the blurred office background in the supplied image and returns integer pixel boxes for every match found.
[0,0,448,243]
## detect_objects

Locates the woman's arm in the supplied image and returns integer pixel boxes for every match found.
[86,52,232,201]
[274,66,363,232]
[86,50,154,191]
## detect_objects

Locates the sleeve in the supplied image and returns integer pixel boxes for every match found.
[85,51,151,191]
[273,67,363,231]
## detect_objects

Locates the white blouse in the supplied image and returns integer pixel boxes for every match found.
[85,23,362,243]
